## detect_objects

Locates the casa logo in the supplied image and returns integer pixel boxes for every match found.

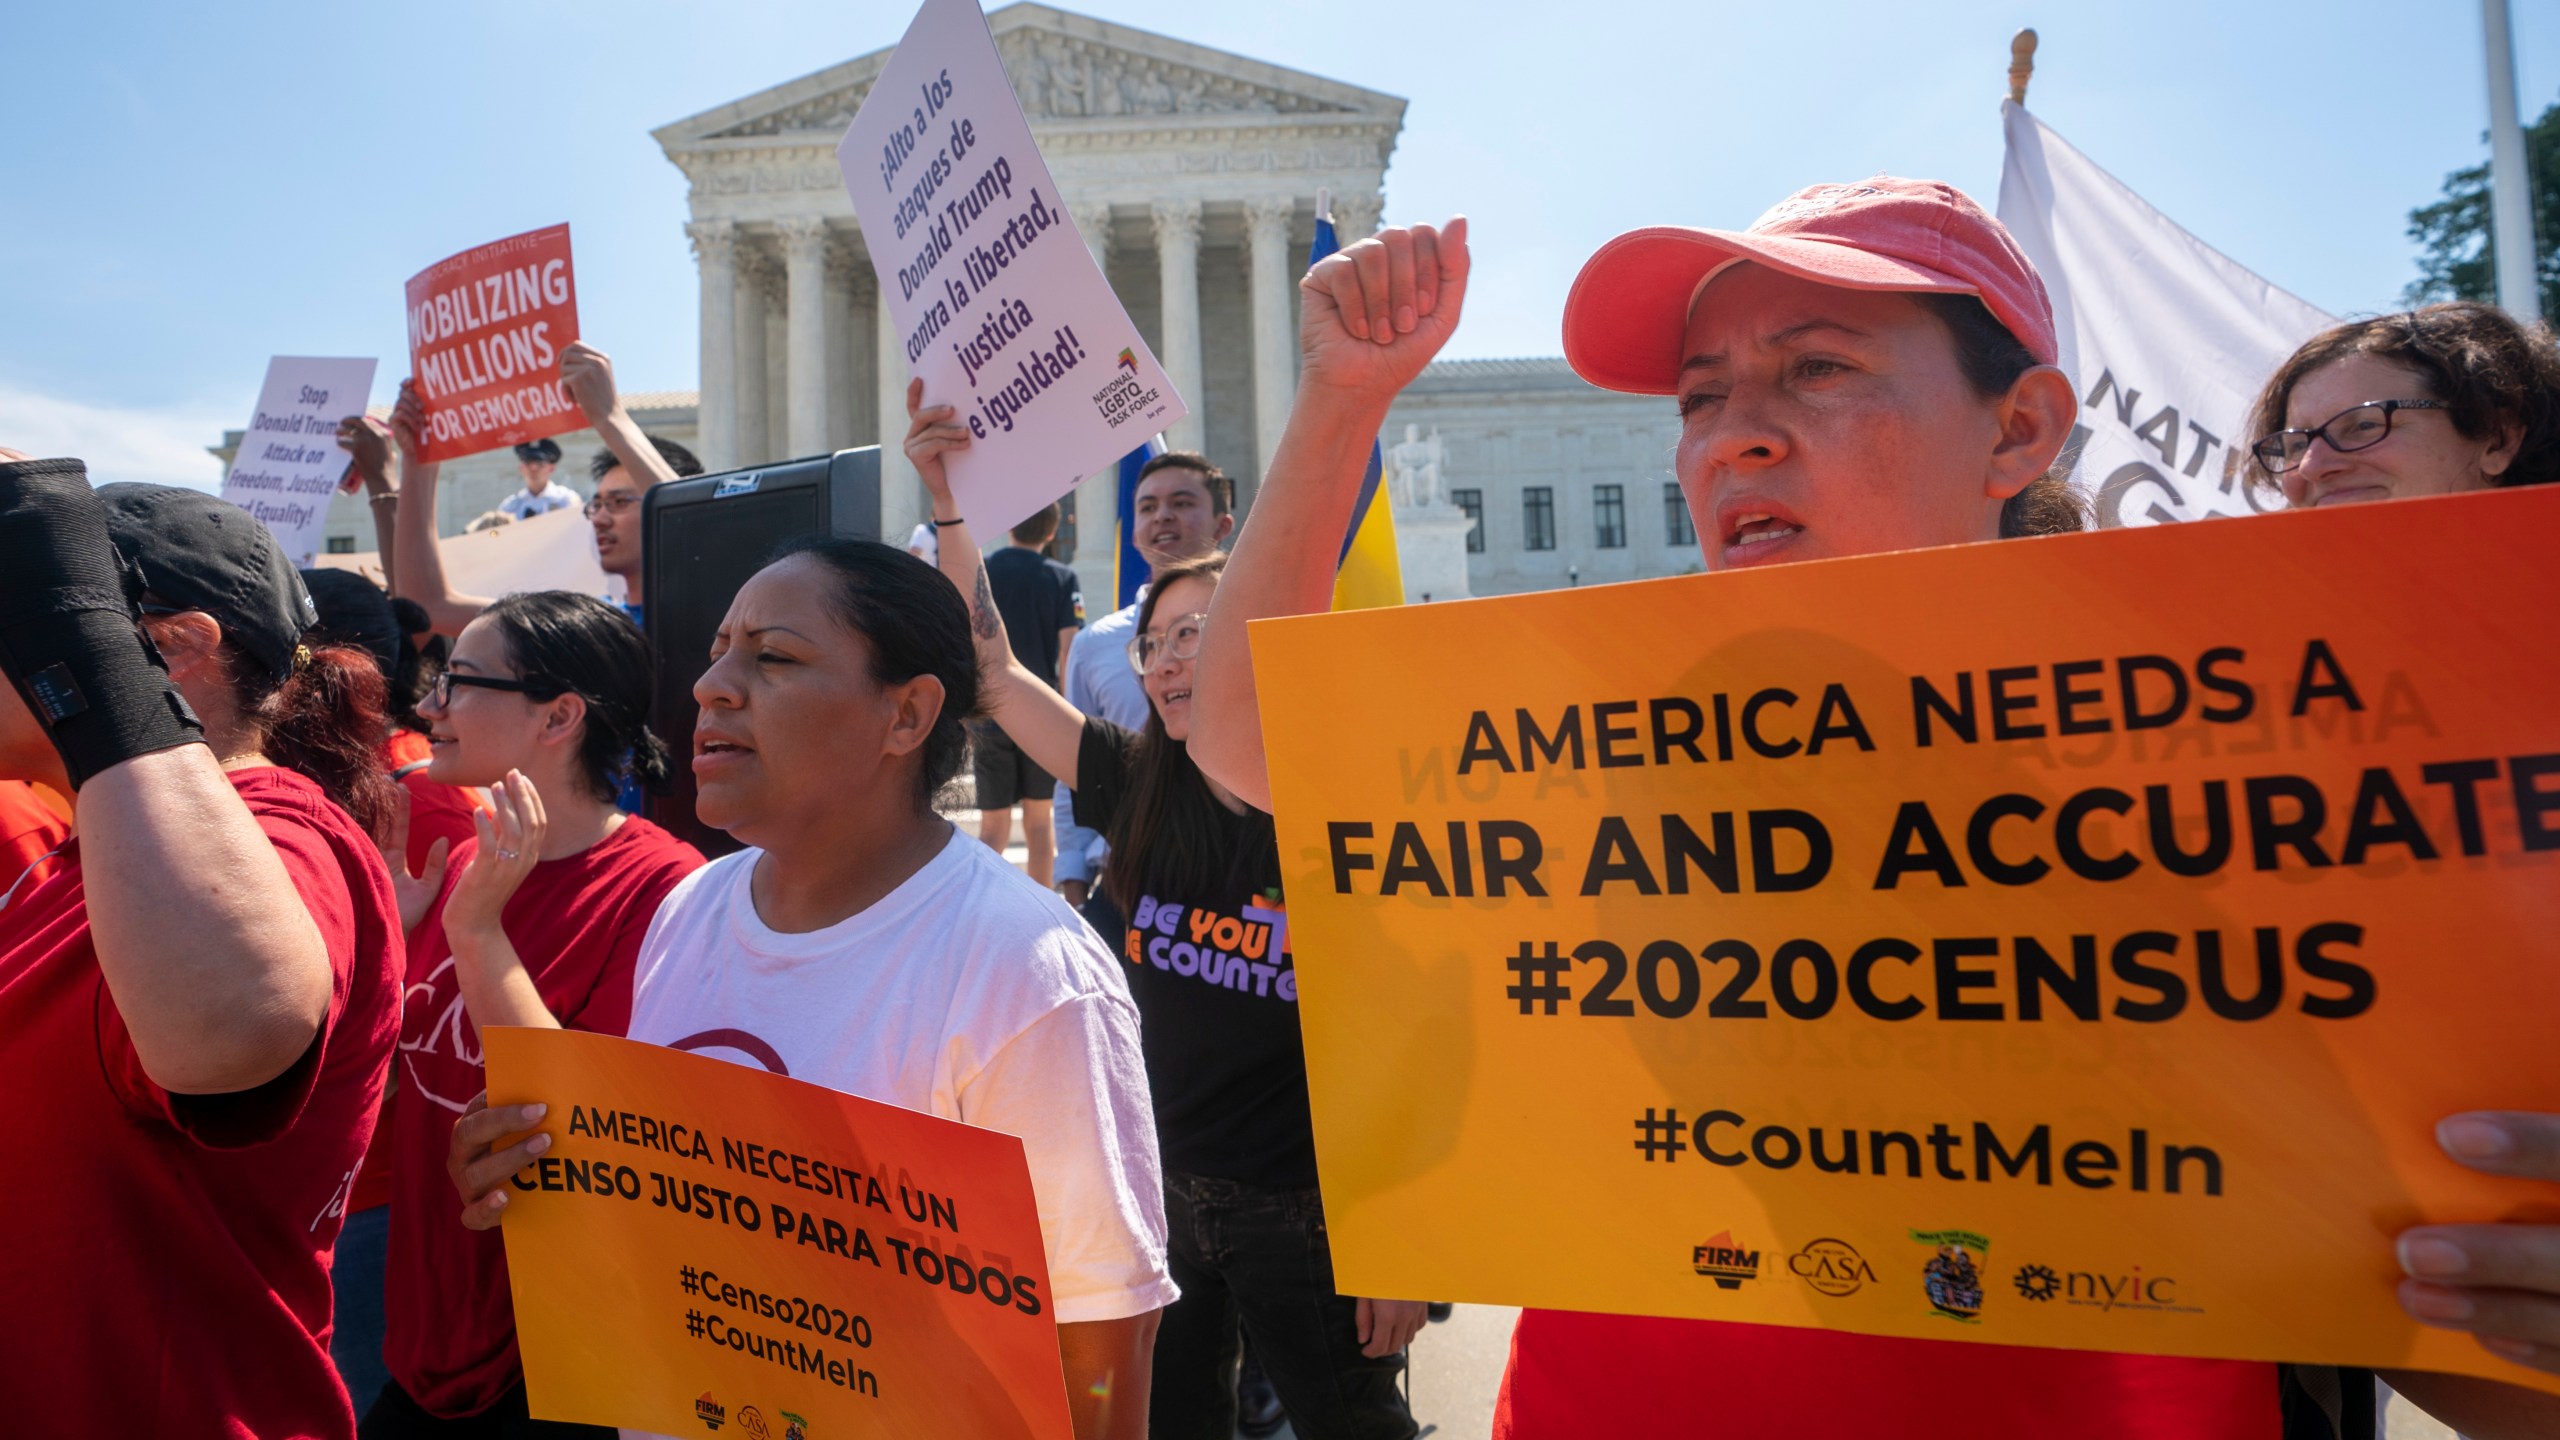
[736,1406,772,1440]
[695,1391,726,1431]
[2013,1262,2203,1316]
[1787,1237,1879,1298]
[780,1412,813,1440]
[1909,1228,1990,1324]
[1691,1230,1762,1290]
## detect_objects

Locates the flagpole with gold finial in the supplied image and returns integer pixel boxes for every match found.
[2008,28,2037,106]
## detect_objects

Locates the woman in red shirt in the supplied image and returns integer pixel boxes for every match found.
[0,461,405,1440]
[366,590,702,1437]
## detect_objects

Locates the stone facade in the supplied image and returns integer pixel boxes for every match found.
[279,4,1712,601]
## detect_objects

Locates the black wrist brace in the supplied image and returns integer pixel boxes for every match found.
[0,459,203,789]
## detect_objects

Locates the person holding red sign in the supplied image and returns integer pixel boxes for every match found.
[1186,183,2560,1439]
[0,456,403,1440]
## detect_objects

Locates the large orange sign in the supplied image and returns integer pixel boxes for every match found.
[1249,484,2560,1389]
[483,1028,1074,1438]
[404,224,583,462]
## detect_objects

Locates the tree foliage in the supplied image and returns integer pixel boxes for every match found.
[2406,96,2560,317]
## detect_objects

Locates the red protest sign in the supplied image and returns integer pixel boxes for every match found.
[404,224,583,462]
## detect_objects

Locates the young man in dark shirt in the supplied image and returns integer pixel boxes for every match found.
[974,502,1084,886]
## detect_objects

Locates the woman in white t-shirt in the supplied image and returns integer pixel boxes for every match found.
[446,537,1176,1440]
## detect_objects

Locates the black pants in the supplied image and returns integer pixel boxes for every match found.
[1150,1172,1417,1440]
[358,1379,612,1439]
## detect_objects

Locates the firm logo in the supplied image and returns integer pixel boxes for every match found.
[1691,1231,1762,1290]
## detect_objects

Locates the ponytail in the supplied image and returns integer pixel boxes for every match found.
[256,645,400,840]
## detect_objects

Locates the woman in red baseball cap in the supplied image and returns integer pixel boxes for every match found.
[1190,180,2560,1440]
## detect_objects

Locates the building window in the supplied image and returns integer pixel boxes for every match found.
[1522,486,1556,551]
[325,535,357,554]
[1451,487,1483,553]
[1665,482,1695,547]
[1593,484,1626,549]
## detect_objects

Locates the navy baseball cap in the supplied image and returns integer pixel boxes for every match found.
[514,438,563,464]
[99,484,316,682]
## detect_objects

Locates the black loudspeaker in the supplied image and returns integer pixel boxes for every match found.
[642,448,883,856]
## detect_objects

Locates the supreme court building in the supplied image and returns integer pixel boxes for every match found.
[301,4,1697,600]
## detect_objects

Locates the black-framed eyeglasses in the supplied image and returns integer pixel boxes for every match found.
[2251,399,2449,474]
[1127,612,1209,673]
[427,670,565,708]
[584,492,640,517]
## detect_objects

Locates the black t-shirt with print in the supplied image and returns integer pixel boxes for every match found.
[1073,717,1313,1191]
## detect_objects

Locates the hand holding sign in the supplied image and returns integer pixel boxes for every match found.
[2399,1112,2560,1376]
[1299,217,1470,400]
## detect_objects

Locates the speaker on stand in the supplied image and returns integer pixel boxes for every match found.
[641,447,883,857]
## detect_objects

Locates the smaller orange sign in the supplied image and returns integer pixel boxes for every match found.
[404,224,582,461]
[483,1028,1074,1440]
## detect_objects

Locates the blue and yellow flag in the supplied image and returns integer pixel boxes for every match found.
[1311,206,1405,612]
[1112,436,1164,609]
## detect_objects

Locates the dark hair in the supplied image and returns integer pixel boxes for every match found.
[1101,554,1231,918]
[1010,502,1061,546]
[2244,302,2560,494]
[1916,293,2089,538]
[1136,451,1235,517]
[154,616,402,841]
[388,596,438,730]
[764,537,978,810]
[592,435,705,482]
[476,591,672,801]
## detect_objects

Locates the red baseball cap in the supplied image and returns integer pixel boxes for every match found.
[1561,175,2058,395]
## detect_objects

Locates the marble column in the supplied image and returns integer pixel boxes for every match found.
[1336,194,1382,245]
[876,271,923,546]
[780,218,831,459]
[733,247,770,468]
[1151,198,1205,454]
[824,241,861,451]
[687,220,739,472]
[1069,203,1120,603]
[1246,198,1297,478]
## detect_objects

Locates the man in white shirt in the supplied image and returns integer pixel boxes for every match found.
[497,437,580,521]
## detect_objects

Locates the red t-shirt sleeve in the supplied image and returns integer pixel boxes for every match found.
[554,847,698,1037]
[94,802,361,1151]
[401,770,483,875]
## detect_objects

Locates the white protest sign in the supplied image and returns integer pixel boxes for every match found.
[837,0,1184,535]
[1996,102,2335,528]
[223,356,378,565]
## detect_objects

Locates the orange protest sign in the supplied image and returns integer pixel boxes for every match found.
[404,224,582,462]
[482,1028,1074,1439]
[1249,484,2560,1388]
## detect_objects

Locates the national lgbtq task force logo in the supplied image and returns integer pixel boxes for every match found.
[695,1391,727,1431]
[1691,1231,1763,1290]
[1787,1237,1879,1298]
[1909,1228,1990,1323]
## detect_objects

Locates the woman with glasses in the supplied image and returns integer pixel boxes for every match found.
[2246,301,2560,508]
[367,591,702,1438]
[903,381,1425,1440]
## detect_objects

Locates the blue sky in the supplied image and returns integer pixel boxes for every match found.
[3,1,2552,487]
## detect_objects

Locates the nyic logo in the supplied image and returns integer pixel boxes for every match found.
[2013,1263,2202,1315]
[1787,1237,1879,1298]
[1909,1228,1991,1323]
[1691,1231,1762,1290]
[695,1392,727,1431]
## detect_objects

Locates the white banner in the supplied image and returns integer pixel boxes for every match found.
[224,356,377,565]
[837,0,1184,536]
[1996,101,2335,527]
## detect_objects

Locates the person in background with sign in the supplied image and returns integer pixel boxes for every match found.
[391,340,681,640]
[1053,452,1238,913]
[1188,183,2560,1439]
[2243,301,2560,509]
[499,438,582,522]
[444,536,1174,1440]
[906,385,1425,1440]
[364,591,702,1438]
[971,500,1082,887]
[0,456,404,1439]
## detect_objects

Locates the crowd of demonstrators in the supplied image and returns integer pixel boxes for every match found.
[909,381,1424,1440]
[969,499,1084,885]
[445,535,1176,1440]
[1190,184,2560,1440]
[369,592,702,1438]
[0,459,404,1438]
[1051,450,1237,911]
[498,438,580,521]
[2246,299,2560,507]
